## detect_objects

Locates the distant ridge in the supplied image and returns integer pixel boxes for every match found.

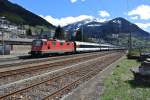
[64,17,150,46]
[64,17,150,38]
[0,0,54,28]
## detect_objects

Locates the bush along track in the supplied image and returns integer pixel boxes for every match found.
[100,58,150,100]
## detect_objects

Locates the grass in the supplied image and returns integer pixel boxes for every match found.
[127,49,141,59]
[101,58,150,100]
[127,48,150,59]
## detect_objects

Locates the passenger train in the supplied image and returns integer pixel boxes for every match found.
[30,38,121,56]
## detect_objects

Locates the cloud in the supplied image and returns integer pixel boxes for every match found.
[95,18,108,22]
[128,5,150,20]
[135,22,150,29]
[40,15,94,26]
[130,16,138,20]
[70,0,77,3]
[70,0,85,3]
[98,10,110,17]
[40,14,109,26]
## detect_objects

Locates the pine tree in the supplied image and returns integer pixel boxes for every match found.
[54,26,65,40]
[40,28,44,33]
[75,30,82,41]
[26,28,32,36]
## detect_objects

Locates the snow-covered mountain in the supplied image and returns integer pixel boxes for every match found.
[64,18,93,31]
[64,17,150,46]
[64,17,150,38]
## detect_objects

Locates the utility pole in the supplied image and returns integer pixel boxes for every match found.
[128,24,132,52]
[126,0,132,51]
[2,29,4,55]
[81,25,83,42]
[1,16,6,55]
[99,32,101,51]
[118,20,121,46]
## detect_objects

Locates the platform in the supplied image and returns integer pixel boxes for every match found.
[0,53,29,62]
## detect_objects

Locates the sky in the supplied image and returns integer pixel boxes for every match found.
[10,0,150,32]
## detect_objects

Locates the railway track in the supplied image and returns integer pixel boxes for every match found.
[0,51,109,70]
[0,52,123,100]
[0,52,105,68]
[0,51,115,86]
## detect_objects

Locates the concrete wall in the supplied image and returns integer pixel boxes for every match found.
[11,45,31,55]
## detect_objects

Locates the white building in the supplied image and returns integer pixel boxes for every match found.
[0,17,26,39]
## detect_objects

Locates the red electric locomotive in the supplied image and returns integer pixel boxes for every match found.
[31,39,75,56]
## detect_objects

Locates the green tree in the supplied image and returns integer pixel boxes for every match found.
[75,30,82,41]
[54,26,65,40]
[74,30,91,42]
[26,28,32,36]
[40,28,44,33]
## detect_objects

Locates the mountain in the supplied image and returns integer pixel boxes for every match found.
[102,17,150,37]
[0,0,54,27]
[64,17,150,38]
[64,17,150,46]
[65,19,93,31]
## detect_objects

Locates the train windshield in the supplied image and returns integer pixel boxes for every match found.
[32,40,43,46]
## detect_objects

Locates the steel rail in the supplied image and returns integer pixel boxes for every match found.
[43,54,122,100]
[0,52,119,99]
[0,52,111,78]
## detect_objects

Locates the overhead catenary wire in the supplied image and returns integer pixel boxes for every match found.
[126,0,132,50]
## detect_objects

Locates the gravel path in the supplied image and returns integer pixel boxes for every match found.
[62,55,125,100]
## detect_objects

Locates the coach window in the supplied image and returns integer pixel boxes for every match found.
[33,40,42,46]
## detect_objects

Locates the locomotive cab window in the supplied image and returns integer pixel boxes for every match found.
[32,40,42,46]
